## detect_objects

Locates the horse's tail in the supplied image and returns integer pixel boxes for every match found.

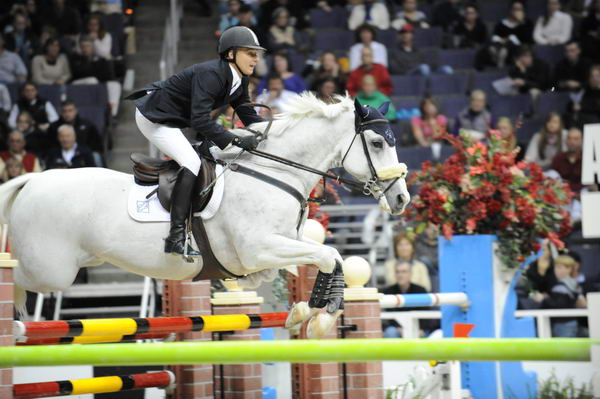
[0,173,34,224]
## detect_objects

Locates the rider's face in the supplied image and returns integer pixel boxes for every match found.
[235,48,260,76]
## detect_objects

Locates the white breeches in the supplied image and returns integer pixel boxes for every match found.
[135,108,201,176]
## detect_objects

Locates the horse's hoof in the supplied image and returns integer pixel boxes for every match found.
[285,301,311,329]
[306,309,343,339]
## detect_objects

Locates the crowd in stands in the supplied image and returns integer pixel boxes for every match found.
[216,0,599,337]
[0,0,129,182]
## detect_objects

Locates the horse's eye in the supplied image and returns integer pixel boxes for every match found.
[372,140,384,149]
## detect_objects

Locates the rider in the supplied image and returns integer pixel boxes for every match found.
[128,26,266,257]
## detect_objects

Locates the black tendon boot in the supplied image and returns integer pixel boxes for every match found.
[164,167,200,257]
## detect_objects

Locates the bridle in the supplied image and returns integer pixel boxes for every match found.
[235,103,408,201]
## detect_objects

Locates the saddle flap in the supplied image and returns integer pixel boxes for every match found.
[131,152,174,171]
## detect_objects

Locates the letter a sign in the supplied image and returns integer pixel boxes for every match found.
[582,124,600,238]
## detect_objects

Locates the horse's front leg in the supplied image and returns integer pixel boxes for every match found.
[242,234,344,338]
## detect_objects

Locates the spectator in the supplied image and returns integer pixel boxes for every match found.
[454,90,492,139]
[43,0,82,39]
[553,41,592,93]
[0,130,42,181]
[389,24,452,75]
[47,101,103,153]
[4,12,37,67]
[431,0,464,32]
[24,0,43,37]
[8,82,58,132]
[581,0,600,62]
[314,77,338,104]
[0,33,27,83]
[384,232,431,291]
[526,240,557,295]
[381,261,428,338]
[485,1,534,68]
[31,38,71,85]
[255,75,296,115]
[70,36,121,117]
[411,96,447,147]
[236,5,260,37]
[525,112,567,170]
[305,51,346,94]
[533,0,573,46]
[349,24,388,71]
[81,14,113,60]
[414,223,439,276]
[508,45,549,100]
[551,127,583,194]
[347,46,392,97]
[46,124,95,169]
[355,74,396,121]
[258,52,306,94]
[219,0,243,33]
[531,254,586,337]
[348,0,390,31]
[268,7,305,53]
[14,111,47,158]
[571,64,600,126]
[451,4,487,49]
[392,0,430,30]
[0,82,11,126]
[494,116,519,154]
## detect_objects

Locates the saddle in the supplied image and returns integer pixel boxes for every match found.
[130,151,215,213]
[130,150,241,281]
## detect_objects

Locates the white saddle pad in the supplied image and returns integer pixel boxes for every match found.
[127,164,225,222]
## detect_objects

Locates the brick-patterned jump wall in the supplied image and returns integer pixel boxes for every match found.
[288,265,341,399]
[0,253,17,399]
[212,300,263,399]
[163,280,213,399]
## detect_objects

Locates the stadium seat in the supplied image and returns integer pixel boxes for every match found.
[479,2,509,22]
[437,49,476,70]
[526,0,546,21]
[37,84,62,110]
[397,146,434,171]
[535,92,571,116]
[309,6,348,29]
[314,29,354,52]
[391,75,427,96]
[413,27,443,48]
[77,105,107,137]
[66,84,109,108]
[437,95,469,120]
[516,117,543,142]
[533,45,565,68]
[377,29,397,48]
[490,94,531,119]
[470,70,507,97]
[428,73,470,95]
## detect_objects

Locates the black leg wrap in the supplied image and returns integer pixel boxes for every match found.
[308,269,333,309]
[326,261,345,313]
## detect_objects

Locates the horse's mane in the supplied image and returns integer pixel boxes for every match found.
[220,93,353,158]
[279,92,354,120]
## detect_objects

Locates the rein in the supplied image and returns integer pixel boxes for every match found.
[231,103,406,202]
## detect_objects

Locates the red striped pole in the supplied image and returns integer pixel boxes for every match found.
[15,312,288,340]
[14,371,175,398]
[17,332,172,346]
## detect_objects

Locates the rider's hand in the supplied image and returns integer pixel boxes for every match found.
[232,135,258,151]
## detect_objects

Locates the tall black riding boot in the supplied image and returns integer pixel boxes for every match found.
[164,167,200,256]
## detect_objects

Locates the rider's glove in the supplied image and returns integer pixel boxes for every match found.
[232,135,258,151]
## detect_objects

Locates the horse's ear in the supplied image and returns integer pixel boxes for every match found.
[378,101,390,116]
[354,98,367,119]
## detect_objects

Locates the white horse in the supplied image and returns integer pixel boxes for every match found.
[0,93,409,336]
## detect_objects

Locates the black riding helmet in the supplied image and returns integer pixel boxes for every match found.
[218,27,266,72]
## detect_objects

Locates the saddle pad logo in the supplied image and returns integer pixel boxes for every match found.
[136,200,150,213]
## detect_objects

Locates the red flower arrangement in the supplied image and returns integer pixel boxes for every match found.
[307,178,343,231]
[408,131,573,269]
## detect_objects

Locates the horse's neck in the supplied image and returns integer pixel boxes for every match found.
[255,117,345,196]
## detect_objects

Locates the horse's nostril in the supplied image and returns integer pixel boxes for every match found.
[397,194,405,204]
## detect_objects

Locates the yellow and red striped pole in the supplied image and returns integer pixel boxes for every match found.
[13,370,175,398]
[15,312,287,341]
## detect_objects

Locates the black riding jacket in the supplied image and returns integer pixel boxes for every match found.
[128,59,264,149]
